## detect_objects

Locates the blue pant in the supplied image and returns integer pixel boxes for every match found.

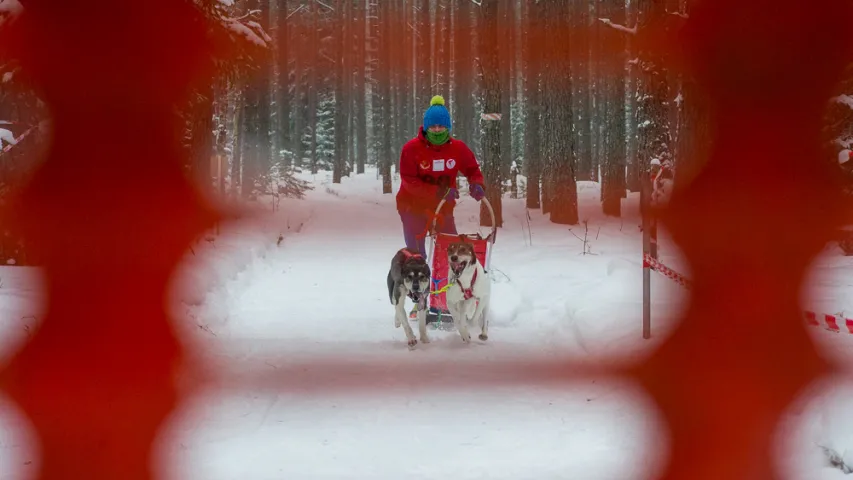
[399,210,457,256]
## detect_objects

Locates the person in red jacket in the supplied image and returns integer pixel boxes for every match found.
[396,95,486,256]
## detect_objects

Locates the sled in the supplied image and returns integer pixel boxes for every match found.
[419,196,497,332]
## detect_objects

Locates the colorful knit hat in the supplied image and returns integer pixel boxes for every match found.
[423,95,452,131]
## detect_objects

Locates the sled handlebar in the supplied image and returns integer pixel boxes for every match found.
[432,194,497,243]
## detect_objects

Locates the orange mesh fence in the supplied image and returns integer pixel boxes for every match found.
[0,0,851,478]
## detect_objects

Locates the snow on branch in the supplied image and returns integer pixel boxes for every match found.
[221,17,270,48]
[245,20,272,43]
[831,95,853,110]
[834,137,853,149]
[598,18,637,35]
[314,0,335,11]
[232,9,261,21]
[0,128,16,147]
[285,4,306,20]
[0,0,23,28]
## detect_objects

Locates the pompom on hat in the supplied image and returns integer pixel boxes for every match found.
[423,95,452,131]
[839,149,853,165]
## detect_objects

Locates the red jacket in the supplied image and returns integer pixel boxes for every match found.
[396,127,485,216]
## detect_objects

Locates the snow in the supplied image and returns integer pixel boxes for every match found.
[0,267,44,478]
[0,128,16,147]
[222,18,269,48]
[0,167,851,478]
[0,0,22,27]
[598,18,638,35]
[831,95,853,110]
[244,20,273,43]
[836,137,853,149]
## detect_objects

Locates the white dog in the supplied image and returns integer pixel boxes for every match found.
[444,238,491,343]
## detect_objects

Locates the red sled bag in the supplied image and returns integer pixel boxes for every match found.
[428,232,491,313]
[424,197,496,324]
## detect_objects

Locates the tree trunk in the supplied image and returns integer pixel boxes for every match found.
[418,0,432,116]
[379,0,393,193]
[636,0,672,175]
[571,0,592,182]
[292,1,304,169]
[276,0,291,167]
[588,0,600,183]
[499,0,513,185]
[333,0,347,184]
[543,0,578,225]
[523,0,541,210]
[367,0,380,168]
[308,0,319,174]
[189,81,214,196]
[440,0,452,95]
[673,0,712,190]
[240,75,259,199]
[600,0,627,217]
[397,1,410,148]
[625,0,640,192]
[453,0,474,144]
[355,0,367,175]
[231,89,244,197]
[256,0,273,193]
[477,0,503,229]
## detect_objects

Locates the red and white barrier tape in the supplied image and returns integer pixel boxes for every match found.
[643,252,852,335]
[643,252,692,289]
[804,310,853,334]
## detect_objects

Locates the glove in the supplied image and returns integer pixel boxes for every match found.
[439,187,459,202]
[470,184,485,201]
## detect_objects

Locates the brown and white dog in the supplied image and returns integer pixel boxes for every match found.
[444,238,491,343]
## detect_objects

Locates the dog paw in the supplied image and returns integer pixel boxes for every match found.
[478,333,488,341]
[460,332,471,343]
[419,334,430,344]
[407,337,418,347]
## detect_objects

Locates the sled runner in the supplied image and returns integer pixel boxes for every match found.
[417,196,497,331]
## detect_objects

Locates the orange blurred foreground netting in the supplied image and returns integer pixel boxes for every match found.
[0,1,219,478]
[0,0,852,479]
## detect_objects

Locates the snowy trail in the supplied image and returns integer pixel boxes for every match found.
[157,177,671,479]
[0,170,850,478]
[217,190,401,344]
[202,182,593,356]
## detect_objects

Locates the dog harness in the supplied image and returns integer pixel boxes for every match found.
[458,268,478,300]
[401,249,423,260]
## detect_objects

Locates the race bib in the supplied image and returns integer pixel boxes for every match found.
[432,159,445,172]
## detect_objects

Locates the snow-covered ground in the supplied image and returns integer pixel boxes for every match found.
[0,167,851,479]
